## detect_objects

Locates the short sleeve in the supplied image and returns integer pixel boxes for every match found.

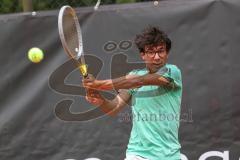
[156,65,182,89]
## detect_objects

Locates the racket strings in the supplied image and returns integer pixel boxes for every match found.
[59,6,88,77]
[62,9,79,59]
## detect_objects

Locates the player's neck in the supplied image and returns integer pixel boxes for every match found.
[147,63,167,74]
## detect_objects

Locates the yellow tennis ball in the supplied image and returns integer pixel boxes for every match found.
[28,47,44,63]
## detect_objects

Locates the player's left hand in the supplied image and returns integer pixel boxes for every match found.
[85,89,104,106]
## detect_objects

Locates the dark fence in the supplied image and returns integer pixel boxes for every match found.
[0,0,239,159]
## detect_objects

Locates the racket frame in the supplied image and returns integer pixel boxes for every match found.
[58,5,87,77]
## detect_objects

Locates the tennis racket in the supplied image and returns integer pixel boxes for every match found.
[58,5,98,98]
[58,5,88,78]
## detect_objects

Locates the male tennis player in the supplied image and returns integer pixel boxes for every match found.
[83,26,182,160]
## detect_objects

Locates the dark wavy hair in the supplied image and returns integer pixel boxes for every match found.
[134,26,171,53]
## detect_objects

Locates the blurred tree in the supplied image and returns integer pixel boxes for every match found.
[22,0,33,12]
[116,0,136,4]
[0,0,149,14]
[0,0,22,14]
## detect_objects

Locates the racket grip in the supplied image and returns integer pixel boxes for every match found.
[83,73,88,79]
[83,74,94,96]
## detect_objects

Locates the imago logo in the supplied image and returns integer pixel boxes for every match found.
[49,39,143,122]
[65,151,237,160]
[181,151,233,160]
[49,55,111,122]
[65,159,100,160]
[103,40,132,53]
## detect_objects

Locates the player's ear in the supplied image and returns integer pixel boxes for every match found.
[140,52,145,60]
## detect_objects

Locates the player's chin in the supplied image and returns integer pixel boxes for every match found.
[150,64,162,71]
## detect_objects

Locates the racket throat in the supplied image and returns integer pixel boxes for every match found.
[79,64,88,77]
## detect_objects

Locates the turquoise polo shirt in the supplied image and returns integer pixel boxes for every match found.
[126,64,182,160]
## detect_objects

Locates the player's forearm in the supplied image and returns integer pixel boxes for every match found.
[98,98,120,116]
[95,75,144,90]
[95,74,169,90]
[100,98,115,110]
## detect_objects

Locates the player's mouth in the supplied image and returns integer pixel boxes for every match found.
[152,63,162,67]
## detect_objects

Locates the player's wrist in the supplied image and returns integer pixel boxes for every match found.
[100,98,109,107]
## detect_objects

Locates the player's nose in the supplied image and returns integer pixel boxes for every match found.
[153,53,161,60]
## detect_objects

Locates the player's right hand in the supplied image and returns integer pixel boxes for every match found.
[82,74,102,90]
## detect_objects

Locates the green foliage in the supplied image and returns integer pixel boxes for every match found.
[0,0,142,14]
[116,0,136,4]
[0,0,22,14]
